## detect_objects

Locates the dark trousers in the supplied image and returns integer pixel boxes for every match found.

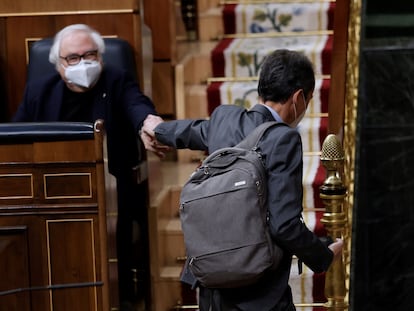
[116,174,151,307]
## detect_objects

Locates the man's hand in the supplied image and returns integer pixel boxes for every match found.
[140,114,171,158]
[328,238,344,262]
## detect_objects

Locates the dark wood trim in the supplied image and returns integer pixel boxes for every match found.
[328,0,350,136]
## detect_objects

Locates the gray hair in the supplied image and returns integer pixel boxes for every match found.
[49,24,105,68]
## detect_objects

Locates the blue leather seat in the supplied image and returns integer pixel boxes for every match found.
[0,122,94,142]
[27,37,138,82]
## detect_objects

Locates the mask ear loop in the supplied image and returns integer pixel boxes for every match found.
[302,91,307,112]
[60,63,73,84]
[292,89,304,122]
[293,100,297,122]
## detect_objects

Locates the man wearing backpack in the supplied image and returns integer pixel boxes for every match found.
[141,49,343,311]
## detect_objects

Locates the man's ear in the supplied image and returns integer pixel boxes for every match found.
[292,89,303,104]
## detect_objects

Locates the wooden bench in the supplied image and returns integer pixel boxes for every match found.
[0,120,110,311]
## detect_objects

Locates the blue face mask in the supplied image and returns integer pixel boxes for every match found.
[63,59,102,88]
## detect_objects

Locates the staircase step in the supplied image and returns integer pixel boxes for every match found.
[177,41,218,84]
[161,217,182,233]
[211,35,333,78]
[185,84,209,119]
[222,2,335,35]
[198,6,224,41]
[160,265,183,280]
[151,278,182,311]
[197,0,221,12]
[290,258,326,305]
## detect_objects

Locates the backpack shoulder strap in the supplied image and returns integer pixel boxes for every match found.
[236,121,279,150]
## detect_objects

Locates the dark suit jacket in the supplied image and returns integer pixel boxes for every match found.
[13,65,156,177]
[155,104,333,310]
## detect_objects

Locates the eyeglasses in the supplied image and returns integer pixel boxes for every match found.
[60,50,99,66]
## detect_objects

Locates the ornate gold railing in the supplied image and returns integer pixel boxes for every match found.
[341,0,362,306]
[320,0,362,308]
[320,134,348,310]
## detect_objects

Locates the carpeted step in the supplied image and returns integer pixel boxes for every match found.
[198,6,224,41]
[222,1,335,35]
[206,78,330,114]
[299,116,328,153]
[290,258,326,308]
[211,34,333,77]
[303,154,328,214]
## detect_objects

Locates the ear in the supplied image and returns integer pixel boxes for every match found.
[292,89,303,104]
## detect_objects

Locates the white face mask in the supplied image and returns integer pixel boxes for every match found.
[289,93,307,128]
[63,59,102,88]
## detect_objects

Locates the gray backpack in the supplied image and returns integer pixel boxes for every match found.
[179,121,284,288]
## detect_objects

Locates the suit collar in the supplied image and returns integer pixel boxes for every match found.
[250,104,276,121]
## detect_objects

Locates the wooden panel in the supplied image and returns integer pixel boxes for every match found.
[103,170,119,309]
[0,0,138,15]
[328,0,350,135]
[44,173,92,199]
[0,144,34,162]
[0,165,98,206]
[4,13,142,119]
[0,173,33,199]
[33,140,96,163]
[108,261,119,308]
[0,226,31,311]
[4,16,54,117]
[106,215,118,259]
[152,61,175,116]
[41,166,98,205]
[47,219,98,311]
[0,18,8,121]
[0,166,38,207]
[143,0,175,60]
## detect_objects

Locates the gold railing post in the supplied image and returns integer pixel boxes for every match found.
[320,134,348,310]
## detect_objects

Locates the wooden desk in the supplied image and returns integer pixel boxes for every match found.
[0,121,109,311]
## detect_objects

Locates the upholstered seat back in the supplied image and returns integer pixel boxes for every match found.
[0,122,95,143]
[27,37,138,82]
